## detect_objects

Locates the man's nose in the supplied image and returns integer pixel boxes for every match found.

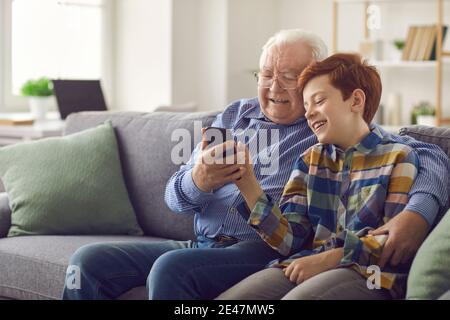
[269,77,284,92]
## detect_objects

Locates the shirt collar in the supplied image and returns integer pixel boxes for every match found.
[244,100,307,125]
[353,125,384,155]
[243,106,266,120]
[324,124,384,160]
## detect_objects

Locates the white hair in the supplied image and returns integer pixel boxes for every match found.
[261,29,328,62]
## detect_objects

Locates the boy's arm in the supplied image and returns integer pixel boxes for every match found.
[340,149,419,268]
[236,147,313,256]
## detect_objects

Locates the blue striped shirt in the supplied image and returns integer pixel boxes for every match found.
[164,98,450,240]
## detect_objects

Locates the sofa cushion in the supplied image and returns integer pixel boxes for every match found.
[0,235,166,300]
[64,111,219,240]
[399,125,450,157]
[0,122,143,237]
[407,210,450,300]
[0,193,10,238]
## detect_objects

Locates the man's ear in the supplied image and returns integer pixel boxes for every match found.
[350,89,366,114]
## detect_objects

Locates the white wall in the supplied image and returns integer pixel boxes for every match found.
[170,0,199,108]
[279,0,333,49]
[226,0,279,104]
[195,0,228,111]
[171,0,275,112]
[171,0,228,112]
[116,0,280,112]
[114,0,172,112]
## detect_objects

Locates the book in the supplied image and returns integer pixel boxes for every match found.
[0,114,35,126]
[416,25,434,61]
[402,26,417,61]
[430,25,448,60]
[410,25,426,60]
[423,25,437,61]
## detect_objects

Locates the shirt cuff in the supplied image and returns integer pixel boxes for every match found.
[237,193,274,221]
[180,168,214,204]
[405,193,439,226]
[236,201,251,220]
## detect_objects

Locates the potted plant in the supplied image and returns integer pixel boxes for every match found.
[21,77,54,120]
[411,101,436,126]
[392,39,406,61]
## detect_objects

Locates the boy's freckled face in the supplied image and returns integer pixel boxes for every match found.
[303,75,355,148]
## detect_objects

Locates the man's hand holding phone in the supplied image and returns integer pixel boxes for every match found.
[191,127,243,193]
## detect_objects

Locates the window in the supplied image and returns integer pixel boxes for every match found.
[2,0,111,109]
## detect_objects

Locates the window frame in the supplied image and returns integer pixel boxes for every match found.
[0,0,114,111]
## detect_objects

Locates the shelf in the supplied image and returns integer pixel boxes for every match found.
[334,0,448,127]
[438,118,450,124]
[370,60,438,68]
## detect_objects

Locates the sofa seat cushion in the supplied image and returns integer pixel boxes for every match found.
[0,235,168,300]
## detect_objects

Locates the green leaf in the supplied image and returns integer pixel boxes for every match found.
[21,77,54,97]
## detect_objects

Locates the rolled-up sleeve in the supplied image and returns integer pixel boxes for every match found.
[384,128,450,226]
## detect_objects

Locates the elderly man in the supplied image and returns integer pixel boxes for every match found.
[63,29,449,300]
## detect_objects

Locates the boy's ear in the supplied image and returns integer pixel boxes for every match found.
[350,89,366,114]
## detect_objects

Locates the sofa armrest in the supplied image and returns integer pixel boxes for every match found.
[0,193,11,238]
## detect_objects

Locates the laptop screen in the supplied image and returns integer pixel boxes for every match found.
[52,80,108,119]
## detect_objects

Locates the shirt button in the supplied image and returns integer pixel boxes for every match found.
[230,208,237,214]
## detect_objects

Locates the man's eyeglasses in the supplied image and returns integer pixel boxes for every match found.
[254,71,299,90]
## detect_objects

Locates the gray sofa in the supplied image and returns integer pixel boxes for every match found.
[0,110,450,300]
[0,110,218,300]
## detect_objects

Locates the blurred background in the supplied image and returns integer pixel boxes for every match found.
[0,0,449,127]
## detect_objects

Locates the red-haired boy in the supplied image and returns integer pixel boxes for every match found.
[218,53,418,300]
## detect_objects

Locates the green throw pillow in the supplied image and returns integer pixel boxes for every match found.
[0,122,143,237]
[407,211,450,299]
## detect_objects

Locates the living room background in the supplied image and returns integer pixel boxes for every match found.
[0,0,449,126]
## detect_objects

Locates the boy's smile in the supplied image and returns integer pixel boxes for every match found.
[303,74,369,150]
[310,120,327,133]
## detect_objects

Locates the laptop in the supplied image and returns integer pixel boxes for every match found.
[52,79,108,119]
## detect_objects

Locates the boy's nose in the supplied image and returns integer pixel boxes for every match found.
[305,108,315,120]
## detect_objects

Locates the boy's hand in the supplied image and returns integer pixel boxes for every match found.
[234,142,255,187]
[284,248,344,285]
[234,142,263,210]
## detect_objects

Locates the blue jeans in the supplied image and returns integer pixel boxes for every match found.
[62,237,282,300]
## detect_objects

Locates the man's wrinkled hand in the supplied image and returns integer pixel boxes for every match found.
[369,210,430,268]
[191,129,242,193]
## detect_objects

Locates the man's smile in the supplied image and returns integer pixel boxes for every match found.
[269,98,289,104]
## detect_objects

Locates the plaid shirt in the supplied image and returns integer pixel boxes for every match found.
[241,126,419,297]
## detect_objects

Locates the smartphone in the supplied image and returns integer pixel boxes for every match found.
[203,127,233,148]
[203,127,236,160]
